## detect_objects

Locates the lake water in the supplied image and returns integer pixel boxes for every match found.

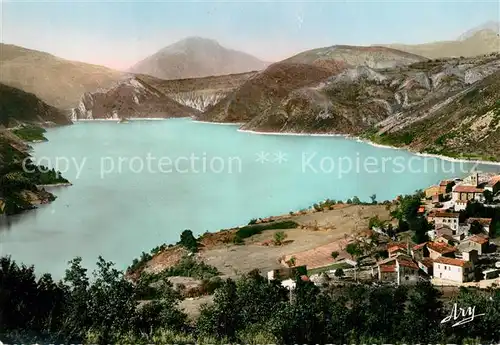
[1,118,499,277]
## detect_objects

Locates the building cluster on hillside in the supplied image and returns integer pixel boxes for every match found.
[376,172,500,286]
[266,173,500,290]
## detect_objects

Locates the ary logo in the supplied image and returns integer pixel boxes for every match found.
[441,302,485,327]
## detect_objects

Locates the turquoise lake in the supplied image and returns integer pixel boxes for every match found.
[1,118,499,277]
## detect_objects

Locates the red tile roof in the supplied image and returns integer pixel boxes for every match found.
[434,257,471,267]
[434,212,460,218]
[466,235,489,245]
[440,180,453,186]
[437,234,456,242]
[418,207,425,213]
[487,176,500,186]
[419,258,434,268]
[413,242,427,250]
[380,265,396,273]
[427,241,457,254]
[300,275,310,282]
[398,258,419,270]
[387,242,407,253]
[453,185,484,193]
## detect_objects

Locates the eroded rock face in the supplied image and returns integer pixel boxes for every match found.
[71,77,198,120]
[71,72,256,119]
[237,55,500,137]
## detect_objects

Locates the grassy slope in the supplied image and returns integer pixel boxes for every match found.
[0,44,124,109]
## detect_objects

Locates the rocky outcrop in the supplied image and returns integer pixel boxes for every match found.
[71,77,198,120]
[237,54,500,137]
[199,46,425,125]
[170,91,227,112]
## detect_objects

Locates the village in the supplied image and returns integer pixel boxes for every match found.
[267,172,500,290]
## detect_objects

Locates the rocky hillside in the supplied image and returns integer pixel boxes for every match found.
[0,44,124,109]
[0,83,72,127]
[129,37,268,80]
[71,77,199,120]
[199,45,425,124]
[370,57,500,161]
[230,53,500,160]
[383,30,500,59]
[141,71,256,112]
[0,86,72,216]
[282,45,426,68]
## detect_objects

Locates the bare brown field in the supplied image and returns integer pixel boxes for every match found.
[199,204,391,277]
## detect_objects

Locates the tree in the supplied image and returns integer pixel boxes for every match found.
[334,268,345,278]
[369,194,377,204]
[469,221,483,235]
[411,217,430,244]
[346,242,363,260]
[179,229,198,252]
[402,281,444,343]
[287,256,296,267]
[483,190,493,204]
[331,251,339,260]
[273,231,287,246]
[352,196,361,205]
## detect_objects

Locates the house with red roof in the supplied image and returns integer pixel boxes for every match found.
[376,254,421,285]
[485,175,500,194]
[433,257,474,283]
[452,185,484,202]
[433,212,460,232]
[459,235,489,255]
[427,241,457,260]
[387,242,409,258]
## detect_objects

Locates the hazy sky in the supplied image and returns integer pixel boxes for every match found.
[1,0,499,70]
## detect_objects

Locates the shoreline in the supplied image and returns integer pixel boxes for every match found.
[191,119,244,126]
[236,128,500,166]
[70,117,500,166]
[74,118,172,122]
[37,182,73,188]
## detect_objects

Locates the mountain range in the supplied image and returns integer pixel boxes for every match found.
[1,22,499,162]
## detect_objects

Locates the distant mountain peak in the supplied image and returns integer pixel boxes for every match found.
[129,37,268,80]
[458,21,500,41]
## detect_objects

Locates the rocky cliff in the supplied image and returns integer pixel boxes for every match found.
[234,54,500,160]
[199,45,426,124]
[71,72,256,119]
[71,77,199,120]
[141,71,256,112]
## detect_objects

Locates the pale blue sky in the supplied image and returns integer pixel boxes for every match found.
[1,0,499,70]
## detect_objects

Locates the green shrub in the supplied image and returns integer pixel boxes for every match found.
[178,229,198,252]
[12,125,47,142]
[234,221,299,240]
